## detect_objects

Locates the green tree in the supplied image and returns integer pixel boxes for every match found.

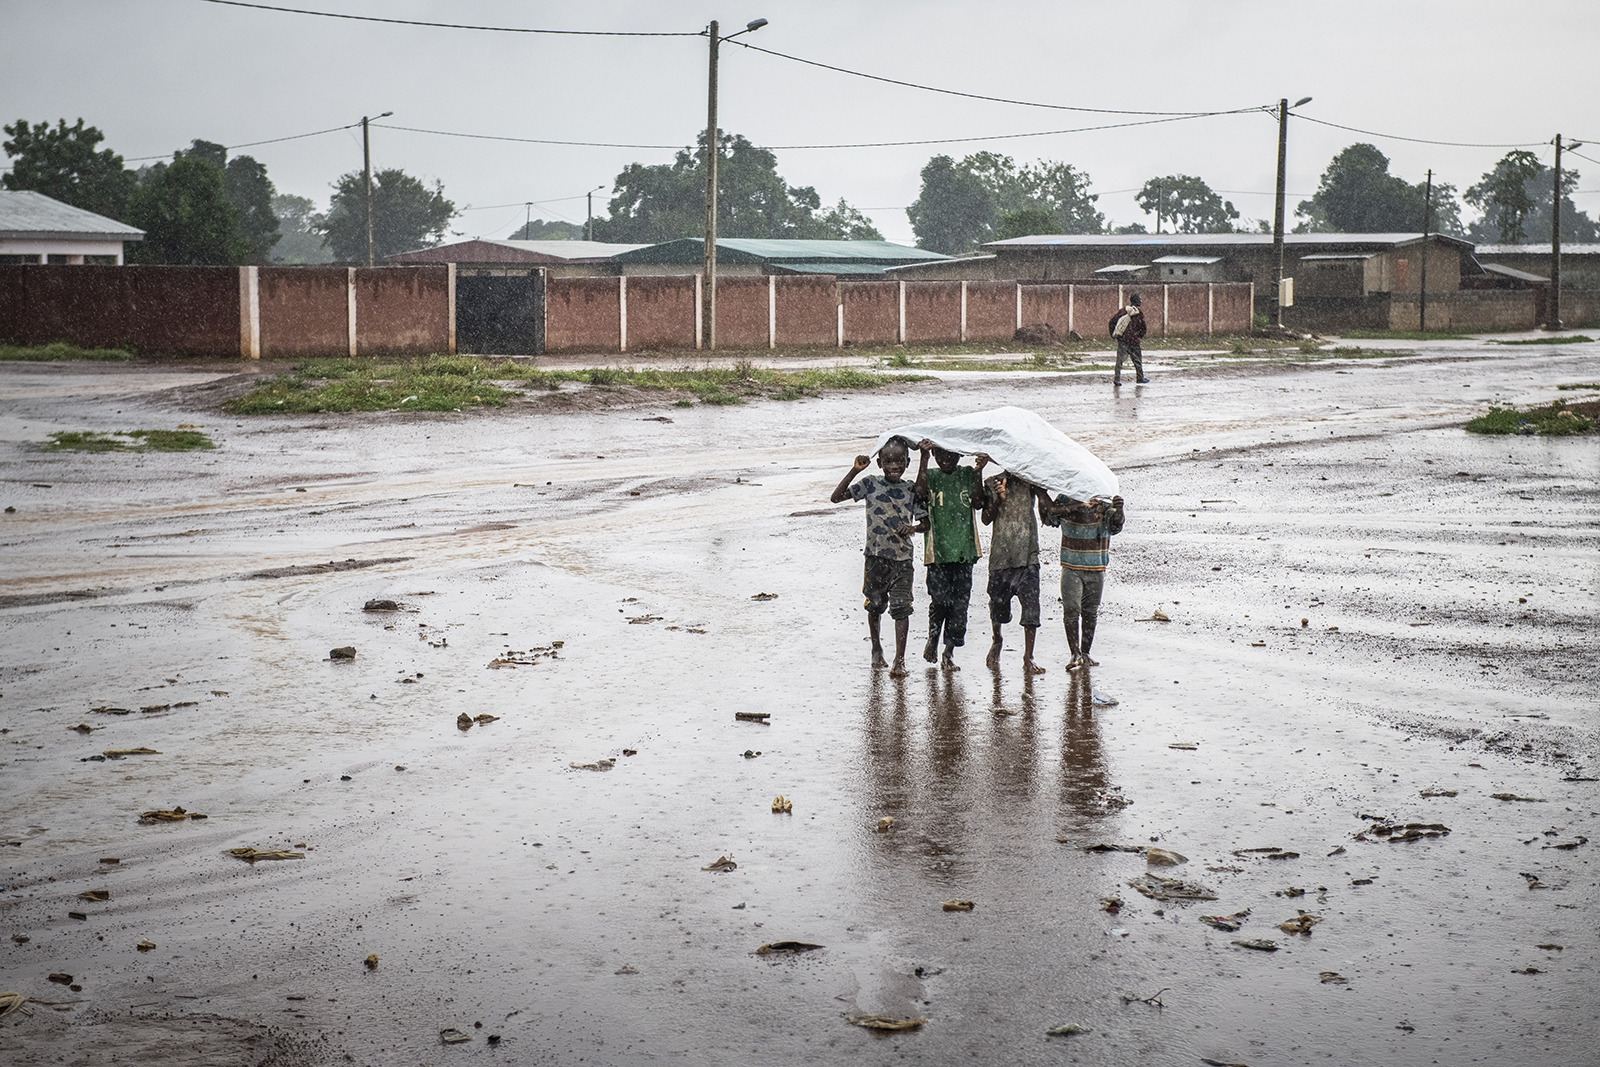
[223,157,279,262]
[509,218,584,240]
[907,155,996,254]
[1135,174,1239,233]
[271,193,332,263]
[1296,143,1462,235]
[1,117,137,220]
[318,168,456,262]
[1465,150,1596,244]
[997,207,1059,240]
[124,154,250,265]
[594,131,876,243]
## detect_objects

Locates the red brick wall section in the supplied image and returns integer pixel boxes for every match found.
[0,265,239,355]
[774,277,838,346]
[714,277,771,348]
[1165,284,1210,335]
[625,275,697,350]
[904,281,962,344]
[545,277,621,353]
[841,281,900,345]
[1072,285,1124,341]
[354,266,449,357]
[1212,283,1253,333]
[1019,284,1072,334]
[259,267,348,357]
[965,282,1017,342]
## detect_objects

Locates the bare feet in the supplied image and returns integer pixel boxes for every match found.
[1081,655,1099,667]
[923,634,939,663]
[889,658,909,678]
[1023,657,1046,675]
[941,651,960,672]
[985,641,1001,670]
[1065,656,1082,671]
[871,650,889,669]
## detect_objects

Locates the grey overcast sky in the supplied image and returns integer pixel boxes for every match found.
[3,0,1597,244]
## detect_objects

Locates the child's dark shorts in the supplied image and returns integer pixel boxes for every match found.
[987,563,1041,627]
[863,555,914,619]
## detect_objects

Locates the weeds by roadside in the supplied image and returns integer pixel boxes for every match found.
[1337,329,1475,341]
[1465,399,1596,436]
[42,429,216,452]
[0,342,134,362]
[1490,335,1595,346]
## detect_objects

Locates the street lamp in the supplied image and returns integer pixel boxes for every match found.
[703,17,768,350]
[585,185,606,242]
[1271,96,1312,329]
[361,111,394,268]
[1548,134,1582,329]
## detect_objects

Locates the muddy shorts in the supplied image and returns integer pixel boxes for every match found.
[987,563,1041,628]
[863,555,914,620]
[926,560,975,647]
[1060,567,1105,623]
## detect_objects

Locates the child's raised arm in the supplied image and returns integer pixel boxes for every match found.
[830,454,872,503]
[970,453,990,510]
[913,438,933,500]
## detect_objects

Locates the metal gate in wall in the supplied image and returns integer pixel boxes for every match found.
[455,272,544,355]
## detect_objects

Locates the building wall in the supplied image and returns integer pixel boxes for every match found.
[0,238,129,265]
[840,281,899,344]
[259,267,348,357]
[625,276,699,350]
[545,277,622,352]
[965,281,1018,341]
[0,264,239,354]
[1473,251,1600,289]
[354,266,451,357]
[712,278,770,348]
[775,277,839,346]
[1367,244,1460,293]
[1296,260,1367,298]
[904,281,961,344]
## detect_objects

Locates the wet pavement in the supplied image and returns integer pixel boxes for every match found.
[1,342,1596,1066]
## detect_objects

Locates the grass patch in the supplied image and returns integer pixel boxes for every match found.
[1557,382,1600,391]
[225,354,928,413]
[1490,334,1595,345]
[1465,399,1596,436]
[1336,329,1475,341]
[43,429,216,452]
[0,341,134,362]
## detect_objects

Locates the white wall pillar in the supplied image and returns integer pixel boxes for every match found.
[897,281,906,344]
[1163,284,1169,338]
[960,281,968,343]
[346,267,358,357]
[238,266,260,359]
[837,296,844,349]
[618,275,628,353]
[1207,283,1214,336]
[695,273,703,350]
[1067,284,1075,336]
[447,262,457,354]
[768,275,776,349]
[1117,284,1124,309]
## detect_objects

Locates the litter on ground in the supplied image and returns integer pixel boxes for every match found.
[1127,873,1218,901]
[771,795,792,813]
[754,941,822,954]
[1045,1023,1090,1035]
[701,855,737,872]
[223,847,305,862]
[848,1014,927,1031]
[1278,912,1323,935]
[941,900,975,911]
[1233,938,1279,951]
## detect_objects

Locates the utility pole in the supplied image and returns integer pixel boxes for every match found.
[1547,134,1579,329]
[1419,169,1432,333]
[703,20,720,350]
[586,185,603,242]
[1271,96,1311,330]
[1155,179,1163,234]
[359,111,392,268]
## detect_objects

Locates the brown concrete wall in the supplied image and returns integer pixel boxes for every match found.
[774,277,838,346]
[1215,284,1255,332]
[546,277,621,352]
[1556,290,1600,326]
[841,281,899,345]
[625,275,697,350]
[259,267,347,357]
[354,266,450,357]
[1071,284,1123,340]
[1387,291,1537,331]
[715,278,771,348]
[904,281,961,344]
[964,281,1017,341]
[1019,284,1072,334]
[0,265,239,355]
[1165,284,1211,335]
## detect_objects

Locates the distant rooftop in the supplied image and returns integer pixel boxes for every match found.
[388,238,646,264]
[1150,255,1223,264]
[0,190,144,241]
[984,232,1474,251]
[1475,243,1600,256]
[610,238,949,265]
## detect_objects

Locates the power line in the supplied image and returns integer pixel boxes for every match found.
[377,123,683,151]
[196,0,701,35]
[124,122,359,162]
[1292,113,1543,150]
[459,193,605,213]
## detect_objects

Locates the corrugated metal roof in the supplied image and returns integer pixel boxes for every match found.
[984,232,1473,252]
[772,261,889,275]
[1150,255,1222,264]
[610,238,948,265]
[0,190,143,240]
[1475,243,1600,256]
[1481,263,1550,283]
[387,238,645,264]
[487,239,648,259]
[1092,263,1149,274]
[1300,253,1377,261]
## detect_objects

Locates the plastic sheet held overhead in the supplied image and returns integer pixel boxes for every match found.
[873,406,1118,502]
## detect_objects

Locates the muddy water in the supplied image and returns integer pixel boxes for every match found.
[1,345,1597,1066]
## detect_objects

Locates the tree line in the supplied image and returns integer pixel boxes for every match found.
[3,117,1594,264]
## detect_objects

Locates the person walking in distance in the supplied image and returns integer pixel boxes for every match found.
[1110,292,1149,387]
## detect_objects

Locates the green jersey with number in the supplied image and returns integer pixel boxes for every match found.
[922,466,981,564]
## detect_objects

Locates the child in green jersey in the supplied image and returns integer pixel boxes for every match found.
[913,439,989,671]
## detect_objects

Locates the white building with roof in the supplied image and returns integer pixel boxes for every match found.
[0,190,144,265]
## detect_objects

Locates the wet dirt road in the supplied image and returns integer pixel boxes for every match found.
[1,344,1597,1066]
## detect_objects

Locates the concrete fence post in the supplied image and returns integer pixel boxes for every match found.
[960,281,968,342]
[695,273,703,350]
[1249,282,1255,329]
[238,266,260,359]
[768,275,777,349]
[346,267,358,357]
[898,281,906,344]
[1207,283,1214,337]
[1015,283,1022,331]
[1163,284,1169,338]
[837,290,844,349]
[447,263,457,355]
[1117,284,1124,310]
[1067,284,1075,336]
[618,275,628,353]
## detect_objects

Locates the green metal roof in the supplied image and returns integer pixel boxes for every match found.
[772,261,891,275]
[609,238,948,265]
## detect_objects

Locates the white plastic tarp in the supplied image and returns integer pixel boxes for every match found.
[873,406,1118,502]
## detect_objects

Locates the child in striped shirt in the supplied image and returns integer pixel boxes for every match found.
[1039,494,1125,670]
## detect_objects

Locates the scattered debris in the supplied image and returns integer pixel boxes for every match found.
[0,992,31,1021]
[68,911,87,921]
[48,974,73,985]
[223,847,304,862]
[439,1028,472,1044]
[1545,836,1587,850]
[1274,887,1306,898]
[1512,967,1542,975]
[1146,848,1188,867]
[138,807,205,824]
[1076,842,1144,853]
[1136,608,1171,622]
[1199,914,1246,932]
[1090,690,1119,707]
[1045,1023,1090,1035]
[1278,912,1323,936]
[67,723,98,734]
[136,939,156,952]
[1095,790,1134,809]
[99,857,118,864]
[735,711,771,723]
[457,713,473,731]
[364,954,378,970]
[621,749,637,757]
[701,855,737,872]
[1119,987,1167,1006]
[1492,793,1546,803]
[614,965,639,975]
[1537,943,1563,951]
[77,890,109,902]
[754,941,822,955]
[1100,896,1122,913]
[1370,822,1449,842]
[1326,847,1346,857]
[329,647,357,660]
[569,758,616,771]
[848,1014,926,1032]
[1232,938,1278,952]
[1419,788,1458,798]
[1520,872,1549,889]
[742,749,761,759]
[1319,971,1349,985]
[1352,878,1374,886]
[363,599,400,611]
[1127,874,1218,901]
[750,592,779,601]
[876,817,895,833]
[103,747,161,757]
[771,795,792,814]
[941,900,975,912]
[1168,743,1198,750]
[626,615,663,625]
